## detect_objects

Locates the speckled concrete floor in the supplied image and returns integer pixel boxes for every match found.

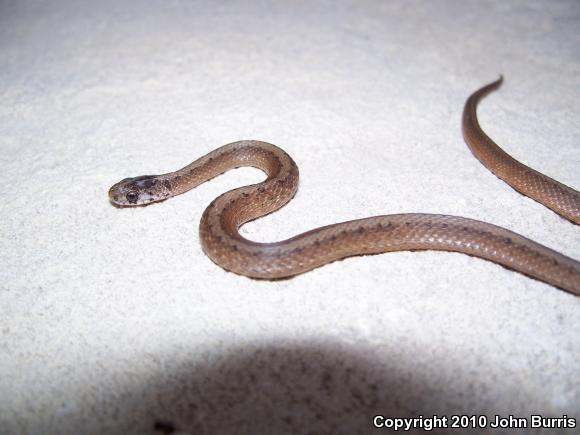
[1,1,579,434]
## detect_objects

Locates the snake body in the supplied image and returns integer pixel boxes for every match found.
[109,80,580,296]
[463,77,580,224]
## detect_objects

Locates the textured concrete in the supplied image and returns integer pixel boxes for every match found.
[1,0,579,434]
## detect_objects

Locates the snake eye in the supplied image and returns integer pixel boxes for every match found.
[126,191,139,204]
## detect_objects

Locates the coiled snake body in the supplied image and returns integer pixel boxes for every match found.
[109,79,580,296]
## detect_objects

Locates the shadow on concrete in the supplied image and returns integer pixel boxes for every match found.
[52,338,525,435]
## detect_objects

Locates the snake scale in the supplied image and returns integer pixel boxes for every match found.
[109,79,580,296]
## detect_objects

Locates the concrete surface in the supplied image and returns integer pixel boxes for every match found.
[1,0,579,434]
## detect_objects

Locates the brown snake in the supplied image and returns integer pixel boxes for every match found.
[463,77,580,224]
[109,79,580,296]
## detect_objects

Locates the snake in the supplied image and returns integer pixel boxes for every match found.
[463,76,580,224]
[108,78,580,296]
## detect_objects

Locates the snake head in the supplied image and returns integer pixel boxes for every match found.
[108,175,166,206]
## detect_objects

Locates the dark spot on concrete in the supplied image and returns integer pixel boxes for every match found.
[153,419,175,434]
[357,227,364,234]
[505,238,512,244]
[321,371,332,390]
